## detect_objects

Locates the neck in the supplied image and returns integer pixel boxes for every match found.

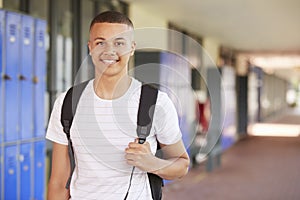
[93,75,132,100]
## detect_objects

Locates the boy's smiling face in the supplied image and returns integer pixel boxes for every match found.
[88,22,135,78]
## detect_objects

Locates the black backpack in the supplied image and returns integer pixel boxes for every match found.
[60,80,163,200]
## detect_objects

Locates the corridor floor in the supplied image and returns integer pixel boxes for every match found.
[163,109,300,200]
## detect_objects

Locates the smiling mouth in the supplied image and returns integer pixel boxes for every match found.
[101,59,120,65]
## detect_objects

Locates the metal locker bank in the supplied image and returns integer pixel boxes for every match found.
[0,9,47,200]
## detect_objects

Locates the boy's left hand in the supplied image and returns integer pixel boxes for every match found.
[125,139,157,172]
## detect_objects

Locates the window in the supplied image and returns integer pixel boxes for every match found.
[3,0,20,11]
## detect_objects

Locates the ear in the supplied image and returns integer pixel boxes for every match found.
[130,41,136,56]
[88,41,92,55]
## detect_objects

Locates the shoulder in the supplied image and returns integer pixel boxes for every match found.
[153,90,182,144]
[52,80,93,110]
[52,91,67,111]
[155,89,180,120]
[156,90,176,108]
[130,78,177,109]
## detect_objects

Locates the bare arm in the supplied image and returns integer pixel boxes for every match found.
[153,140,190,180]
[125,139,190,180]
[47,142,71,200]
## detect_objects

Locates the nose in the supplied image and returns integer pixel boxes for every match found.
[102,42,116,56]
[102,50,116,57]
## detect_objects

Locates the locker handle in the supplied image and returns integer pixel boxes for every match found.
[19,75,26,81]
[33,76,39,84]
[3,74,11,80]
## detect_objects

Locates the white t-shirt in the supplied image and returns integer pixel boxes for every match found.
[46,78,182,200]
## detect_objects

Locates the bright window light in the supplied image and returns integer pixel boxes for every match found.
[248,123,300,137]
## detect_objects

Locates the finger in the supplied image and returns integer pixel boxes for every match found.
[125,154,142,163]
[126,159,140,167]
[125,153,134,161]
[139,141,151,151]
[144,141,150,147]
[125,148,138,154]
[128,142,142,149]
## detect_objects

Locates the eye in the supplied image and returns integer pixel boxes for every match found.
[115,41,125,47]
[96,41,105,46]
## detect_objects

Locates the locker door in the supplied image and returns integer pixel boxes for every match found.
[4,12,21,142]
[20,143,32,200]
[0,9,6,200]
[20,15,34,140]
[0,10,5,145]
[4,145,17,200]
[33,19,46,138]
[33,140,45,200]
[0,146,2,199]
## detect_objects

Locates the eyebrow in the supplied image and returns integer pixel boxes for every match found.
[115,37,126,40]
[93,37,127,41]
[94,37,106,41]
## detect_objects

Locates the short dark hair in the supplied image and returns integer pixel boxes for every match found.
[90,11,133,30]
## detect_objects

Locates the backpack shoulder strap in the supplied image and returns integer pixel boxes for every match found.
[60,80,89,189]
[61,80,90,136]
[137,84,163,200]
[137,84,158,144]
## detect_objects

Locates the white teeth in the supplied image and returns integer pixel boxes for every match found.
[102,59,116,64]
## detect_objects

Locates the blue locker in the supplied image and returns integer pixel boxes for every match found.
[20,143,32,200]
[33,19,46,138]
[0,10,5,145]
[20,15,34,140]
[33,140,45,200]
[0,146,2,199]
[4,145,17,200]
[4,12,21,142]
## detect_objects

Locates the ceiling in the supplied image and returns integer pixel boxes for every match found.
[123,0,300,52]
[123,0,300,82]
